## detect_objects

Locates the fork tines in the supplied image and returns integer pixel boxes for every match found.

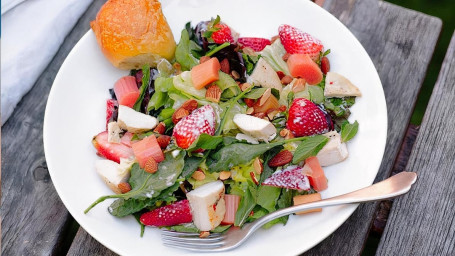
[161,230,225,250]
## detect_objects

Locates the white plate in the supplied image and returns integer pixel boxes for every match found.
[43,0,387,255]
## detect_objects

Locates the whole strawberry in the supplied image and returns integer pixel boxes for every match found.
[287,98,332,137]
[172,105,216,149]
[278,24,323,59]
[238,37,271,51]
[140,200,192,227]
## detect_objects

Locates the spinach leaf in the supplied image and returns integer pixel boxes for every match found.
[292,135,329,164]
[85,152,185,213]
[244,87,267,99]
[341,120,359,142]
[181,156,205,179]
[187,134,224,153]
[257,186,281,213]
[108,182,179,217]
[133,212,145,237]
[133,65,151,111]
[234,186,257,226]
[207,137,307,172]
[215,87,252,136]
[268,188,295,227]
[175,29,201,71]
[242,53,260,75]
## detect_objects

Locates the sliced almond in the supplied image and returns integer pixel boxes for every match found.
[118,182,132,194]
[240,82,252,91]
[270,35,280,44]
[219,171,231,180]
[242,47,257,56]
[144,157,158,174]
[280,128,290,137]
[267,110,279,120]
[246,107,254,115]
[173,63,182,75]
[282,53,290,61]
[181,99,198,112]
[253,158,263,174]
[292,78,306,93]
[192,169,206,181]
[199,231,210,238]
[179,183,188,194]
[231,70,240,80]
[205,85,222,103]
[220,58,230,74]
[258,88,272,106]
[280,75,293,85]
[285,131,295,139]
[253,112,266,119]
[172,108,189,124]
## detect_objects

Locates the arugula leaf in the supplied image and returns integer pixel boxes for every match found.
[257,186,281,212]
[242,53,261,75]
[341,120,359,142]
[85,152,185,213]
[292,135,329,164]
[207,137,308,172]
[234,186,257,226]
[215,86,252,136]
[202,15,221,40]
[187,134,224,153]
[175,29,201,71]
[206,42,230,56]
[133,65,151,111]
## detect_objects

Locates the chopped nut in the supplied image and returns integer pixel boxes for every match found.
[278,105,287,112]
[179,183,188,194]
[181,99,198,112]
[263,116,270,121]
[285,131,295,139]
[172,108,189,124]
[281,75,293,85]
[118,182,132,193]
[280,128,290,137]
[199,231,210,238]
[271,35,280,44]
[253,158,263,174]
[253,112,266,119]
[173,63,182,75]
[153,122,166,134]
[199,56,211,64]
[192,169,206,181]
[246,107,254,115]
[292,78,306,93]
[267,110,279,120]
[205,85,222,103]
[258,88,272,106]
[242,47,257,56]
[219,171,231,180]
[231,70,240,80]
[144,157,158,174]
[220,58,230,74]
[250,172,259,185]
[282,53,290,61]
[240,82,252,91]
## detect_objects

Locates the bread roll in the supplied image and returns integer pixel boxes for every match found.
[91,0,176,70]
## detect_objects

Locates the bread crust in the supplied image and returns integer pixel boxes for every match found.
[91,0,176,69]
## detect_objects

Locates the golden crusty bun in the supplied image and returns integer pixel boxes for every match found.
[90,0,176,70]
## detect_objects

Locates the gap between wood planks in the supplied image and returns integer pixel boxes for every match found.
[361,124,420,255]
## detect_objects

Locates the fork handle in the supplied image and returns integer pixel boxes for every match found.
[246,172,417,233]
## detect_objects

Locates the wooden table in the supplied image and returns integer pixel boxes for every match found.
[2,0,453,255]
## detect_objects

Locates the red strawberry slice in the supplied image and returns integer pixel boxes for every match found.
[92,131,134,163]
[106,99,118,130]
[278,24,323,59]
[212,24,235,44]
[173,105,216,149]
[140,200,193,227]
[262,165,310,190]
[238,37,271,51]
[287,98,332,137]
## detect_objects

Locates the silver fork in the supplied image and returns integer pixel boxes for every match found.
[161,171,417,252]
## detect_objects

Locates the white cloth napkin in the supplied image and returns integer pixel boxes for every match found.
[1,0,93,125]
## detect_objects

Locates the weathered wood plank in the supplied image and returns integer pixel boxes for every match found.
[67,229,118,256]
[376,32,455,256]
[303,0,441,255]
[0,0,106,255]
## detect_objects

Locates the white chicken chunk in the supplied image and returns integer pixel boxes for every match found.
[249,58,282,91]
[186,181,226,231]
[107,121,122,143]
[316,131,348,166]
[117,105,158,133]
[233,114,276,142]
[324,72,362,97]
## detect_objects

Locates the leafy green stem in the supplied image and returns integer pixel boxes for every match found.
[215,87,252,136]
[205,42,230,57]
